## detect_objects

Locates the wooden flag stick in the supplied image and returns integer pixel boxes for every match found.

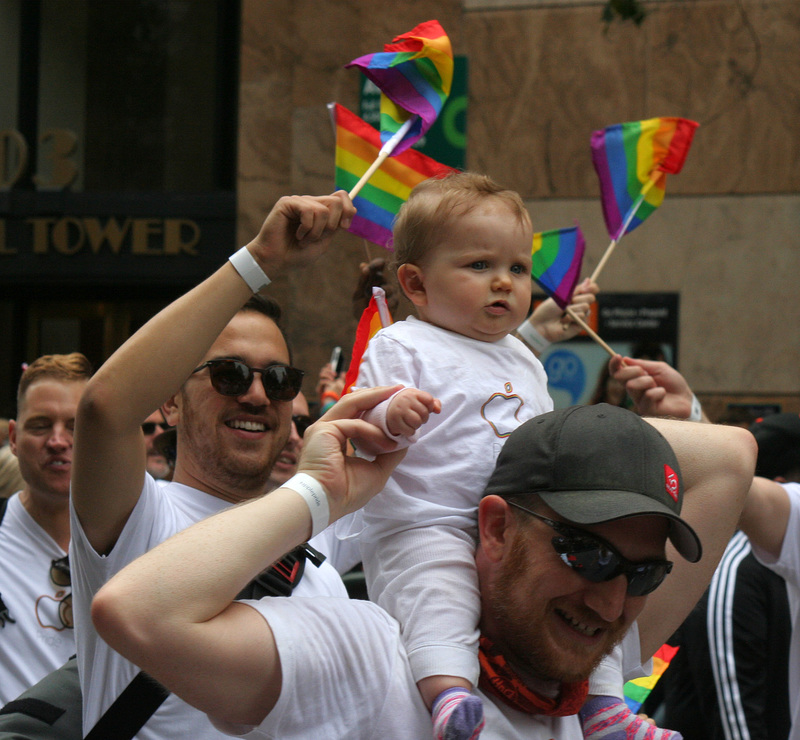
[589,174,660,284]
[565,306,616,358]
[348,117,416,199]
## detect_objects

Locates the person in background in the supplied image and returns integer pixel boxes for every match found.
[609,355,795,739]
[265,393,312,493]
[141,410,172,481]
[0,353,92,705]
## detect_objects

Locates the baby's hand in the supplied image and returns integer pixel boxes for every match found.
[386,388,442,438]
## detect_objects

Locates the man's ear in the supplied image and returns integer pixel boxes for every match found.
[161,396,180,428]
[7,419,17,456]
[396,263,428,307]
[478,495,515,563]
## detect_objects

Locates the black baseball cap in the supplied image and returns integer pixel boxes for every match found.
[749,412,800,480]
[483,403,702,562]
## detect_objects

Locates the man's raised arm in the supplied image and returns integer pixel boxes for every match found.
[72,193,355,554]
[635,417,757,659]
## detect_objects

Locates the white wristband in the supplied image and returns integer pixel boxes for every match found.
[516,320,551,354]
[689,393,703,422]
[229,246,271,293]
[282,473,330,538]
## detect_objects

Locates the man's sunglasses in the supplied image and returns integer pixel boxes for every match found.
[507,500,673,597]
[50,555,73,629]
[50,555,70,588]
[292,414,312,438]
[192,359,304,402]
[141,421,171,435]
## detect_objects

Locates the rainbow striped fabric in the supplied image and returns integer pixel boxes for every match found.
[623,643,679,712]
[346,20,453,155]
[343,287,393,396]
[330,103,453,248]
[531,225,585,309]
[591,117,699,240]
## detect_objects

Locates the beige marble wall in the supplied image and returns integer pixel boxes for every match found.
[238,0,800,406]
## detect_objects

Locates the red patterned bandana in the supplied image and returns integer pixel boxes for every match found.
[478,636,589,717]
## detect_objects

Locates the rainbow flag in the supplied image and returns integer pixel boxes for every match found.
[591,117,699,240]
[343,287,393,395]
[623,643,679,712]
[330,103,454,248]
[346,20,453,155]
[531,225,585,309]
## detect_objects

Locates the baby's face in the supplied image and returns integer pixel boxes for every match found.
[415,201,532,342]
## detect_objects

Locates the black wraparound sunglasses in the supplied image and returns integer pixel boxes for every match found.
[192,359,304,402]
[292,414,312,438]
[141,421,171,435]
[507,500,673,597]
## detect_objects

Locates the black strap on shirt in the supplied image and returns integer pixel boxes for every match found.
[83,543,326,739]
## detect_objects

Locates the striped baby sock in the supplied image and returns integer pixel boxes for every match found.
[579,695,683,740]
[431,687,485,740]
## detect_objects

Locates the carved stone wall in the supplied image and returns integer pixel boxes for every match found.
[238,0,800,409]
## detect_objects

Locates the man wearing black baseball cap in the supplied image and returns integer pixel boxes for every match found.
[92,400,755,739]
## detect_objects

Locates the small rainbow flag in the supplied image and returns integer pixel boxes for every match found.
[531,225,585,309]
[343,287,393,395]
[346,20,453,155]
[330,103,454,248]
[591,117,699,241]
[623,643,679,713]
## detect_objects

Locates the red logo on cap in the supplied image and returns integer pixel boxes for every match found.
[664,465,679,502]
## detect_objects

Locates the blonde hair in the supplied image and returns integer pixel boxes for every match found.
[392,172,530,267]
[17,353,93,408]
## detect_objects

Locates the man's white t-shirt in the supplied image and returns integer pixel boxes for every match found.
[214,597,586,740]
[70,476,346,739]
[0,493,74,705]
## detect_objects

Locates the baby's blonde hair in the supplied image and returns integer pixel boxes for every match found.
[392,172,530,267]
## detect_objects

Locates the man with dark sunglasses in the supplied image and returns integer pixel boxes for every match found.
[93,394,756,739]
[141,411,172,481]
[265,392,312,494]
[70,191,356,739]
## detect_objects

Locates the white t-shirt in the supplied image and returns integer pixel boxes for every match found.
[751,481,800,740]
[0,493,74,705]
[70,476,347,739]
[214,596,584,740]
[348,316,553,683]
[355,316,553,530]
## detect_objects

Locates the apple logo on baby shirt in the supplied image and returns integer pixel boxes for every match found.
[481,382,525,438]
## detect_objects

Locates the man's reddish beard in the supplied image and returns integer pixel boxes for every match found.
[485,522,629,685]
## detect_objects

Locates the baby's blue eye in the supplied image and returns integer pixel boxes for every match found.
[511,264,525,274]
[470,261,488,270]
